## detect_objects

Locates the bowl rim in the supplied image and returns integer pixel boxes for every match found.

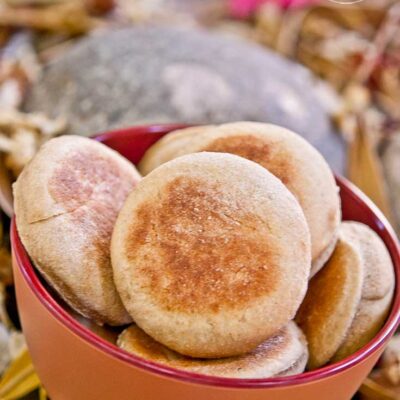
[11,124,400,389]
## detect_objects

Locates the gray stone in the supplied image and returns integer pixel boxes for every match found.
[24,26,345,172]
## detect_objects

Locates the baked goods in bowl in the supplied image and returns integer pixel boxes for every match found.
[10,124,400,400]
[111,151,310,358]
[13,135,141,325]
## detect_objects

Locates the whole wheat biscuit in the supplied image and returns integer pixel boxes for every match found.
[339,222,394,300]
[14,135,141,325]
[296,233,364,370]
[331,222,395,362]
[139,122,340,276]
[297,221,395,369]
[117,322,308,378]
[112,152,311,358]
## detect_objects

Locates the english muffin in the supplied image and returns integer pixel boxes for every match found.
[296,222,395,369]
[14,135,141,326]
[117,322,308,378]
[331,222,395,362]
[139,122,340,276]
[112,152,311,358]
[296,232,364,370]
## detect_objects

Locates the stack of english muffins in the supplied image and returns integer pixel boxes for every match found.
[13,122,394,379]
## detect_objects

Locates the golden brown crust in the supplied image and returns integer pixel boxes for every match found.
[138,122,340,274]
[296,235,364,370]
[117,322,308,378]
[125,176,278,314]
[204,135,293,185]
[112,152,311,357]
[14,135,141,325]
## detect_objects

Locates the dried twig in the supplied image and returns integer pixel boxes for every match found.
[355,2,400,83]
[347,114,394,221]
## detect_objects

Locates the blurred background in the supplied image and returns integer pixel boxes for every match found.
[0,0,399,398]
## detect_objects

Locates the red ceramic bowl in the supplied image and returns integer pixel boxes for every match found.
[11,124,400,400]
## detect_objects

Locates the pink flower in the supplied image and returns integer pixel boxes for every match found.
[229,0,320,18]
